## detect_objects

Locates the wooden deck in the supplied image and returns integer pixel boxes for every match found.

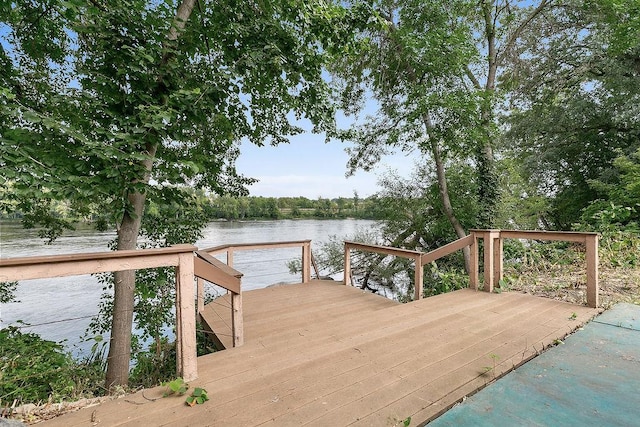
[43,280,600,426]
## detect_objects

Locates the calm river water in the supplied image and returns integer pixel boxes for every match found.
[0,219,376,356]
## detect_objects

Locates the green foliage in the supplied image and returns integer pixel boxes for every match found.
[374,162,478,253]
[3,0,358,385]
[0,281,18,304]
[424,264,468,297]
[162,378,208,406]
[185,387,209,407]
[333,1,553,230]
[124,326,217,389]
[0,327,104,403]
[503,1,640,229]
[162,377,188,397]
[203,195,382,221]
[576,202,640,268]
[130,338,177,389]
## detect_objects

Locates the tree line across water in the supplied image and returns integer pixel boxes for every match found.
[0,193,387,222]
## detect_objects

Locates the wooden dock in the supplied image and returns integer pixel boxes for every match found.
[43,280,600,426]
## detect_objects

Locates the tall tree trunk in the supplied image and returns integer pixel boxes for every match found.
[423,115,472,273]
[477,0,499,229]
[379,13,471,272]
[105,143,157,388]
[475,137,498,228]
[103,0,197,389]
[472,0,550,228]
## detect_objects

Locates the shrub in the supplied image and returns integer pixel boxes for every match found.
[0,327,76,403]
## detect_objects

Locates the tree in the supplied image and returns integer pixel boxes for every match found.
[503,0,640,228]
[332,1,555,271]
[1,0,352,388]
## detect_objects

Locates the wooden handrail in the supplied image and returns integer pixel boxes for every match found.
[194,251,242,294]
[470,229,599,308]
[200,240,313,285]
[421,235,474,264]
[478,229,598,242]
[201,240,312,254]
[344,230,598,307]
[344,241,424,300]
[194,250,244,347]
[344,241,423,259]
[0,244,196,281]
[0,245,199,382]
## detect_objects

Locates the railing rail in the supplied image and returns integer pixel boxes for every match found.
[194,250,244,347]
[470,229,599,308]
[344,230,599,307]
[0,245,199,381]
[344,241,424,300]
[421,235,474,265]
[200,240,315,283]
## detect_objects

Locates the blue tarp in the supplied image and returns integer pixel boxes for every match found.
[430,303,640,427]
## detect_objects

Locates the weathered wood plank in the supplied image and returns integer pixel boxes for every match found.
[194,252,242,294]
[201,240,312,254]
[421,234,474,265]
[0,245,196,281]
[42,286,599,427]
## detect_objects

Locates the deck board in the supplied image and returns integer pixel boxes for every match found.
[42,281,599,427]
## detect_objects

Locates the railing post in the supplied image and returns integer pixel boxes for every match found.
[482,230,500,293]
[175,251,197,381]
[493,234,504,287]
[231,292,244,346]
[585,234,599,308]
[196,277,205,316]
[227,249,234,268]
[344,243,351,286]
[302,241,311,283]
[470,232,479,290]
[414,255,423,300]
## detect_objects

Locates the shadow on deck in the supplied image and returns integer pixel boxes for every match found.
[43,280,600,426]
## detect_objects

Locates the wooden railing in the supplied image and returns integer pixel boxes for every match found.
[344,241,425,300]
[344,230,600,307]
[194,250,244,347]
[471,229,599,308]
[0,245,199,381]
[197,240,315,347]
[0,230,599,388]
[200,239,314,284]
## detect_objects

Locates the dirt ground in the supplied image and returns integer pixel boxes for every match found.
[503,265,640,309]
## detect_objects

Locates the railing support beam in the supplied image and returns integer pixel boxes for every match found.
[344,244,352,286]
[481,230,500,293]
[585,234,599,308]
[302,241,312,283]
[414,255,423,300]
[176,252,197,382]
[470,234,479,290]
[231,292,244,346]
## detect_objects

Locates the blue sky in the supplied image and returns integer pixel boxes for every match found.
[236,132,416,199]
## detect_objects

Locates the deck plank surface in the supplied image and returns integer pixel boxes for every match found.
[42,281,599,427]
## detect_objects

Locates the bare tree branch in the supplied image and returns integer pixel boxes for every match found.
[498,0,551,65]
